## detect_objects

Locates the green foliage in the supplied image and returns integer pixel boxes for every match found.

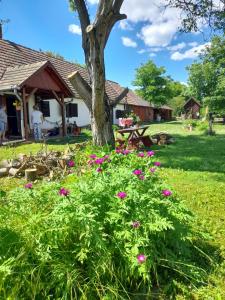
[187,35,225,112]
[133,60,174,105]
[0,149,210,299]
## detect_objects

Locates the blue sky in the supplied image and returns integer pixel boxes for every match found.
[1,0,211,88]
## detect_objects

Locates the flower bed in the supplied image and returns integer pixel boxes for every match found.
[0,148,209,298]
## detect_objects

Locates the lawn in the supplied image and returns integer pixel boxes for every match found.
[0,121,225,298]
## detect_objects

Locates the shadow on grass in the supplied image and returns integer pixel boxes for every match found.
[152,133,225,174]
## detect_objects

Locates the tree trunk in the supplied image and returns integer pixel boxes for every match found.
[69,0,127,147]
[88,36,115,146]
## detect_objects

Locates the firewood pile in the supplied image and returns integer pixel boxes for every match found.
[0,149,75,181]
[151,132,175,145]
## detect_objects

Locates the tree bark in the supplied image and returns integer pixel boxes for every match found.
[69,0,127,147]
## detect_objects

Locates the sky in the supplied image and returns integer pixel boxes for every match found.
[0,0,213,88]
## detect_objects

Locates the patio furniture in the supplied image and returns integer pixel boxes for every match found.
[117,125,152,149]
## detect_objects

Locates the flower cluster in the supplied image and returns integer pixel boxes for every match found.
[59,188,70,197]
[24,183,33,189]
[68,160,75,167]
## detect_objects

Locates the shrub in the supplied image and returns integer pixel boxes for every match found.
[0,149,209,299]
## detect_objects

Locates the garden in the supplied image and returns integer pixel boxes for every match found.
[0,121,224,299]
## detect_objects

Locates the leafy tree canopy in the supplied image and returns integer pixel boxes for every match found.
[133,60,186,107]
[187,35,225,113]
[133,60,175,106]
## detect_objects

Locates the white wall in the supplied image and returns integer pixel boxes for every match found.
[27,97,90,129]
[113,104,125,124]
[27,97,123,129]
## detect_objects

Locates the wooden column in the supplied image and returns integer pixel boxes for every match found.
[61,94,66,137]
[22,87,29,140]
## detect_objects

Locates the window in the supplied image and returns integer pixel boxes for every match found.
[66,103,78,118]
[40,101,50,117]
[116,110,125,119]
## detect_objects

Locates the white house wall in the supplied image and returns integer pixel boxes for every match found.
[113,104,125,125]
[27,96,123,129]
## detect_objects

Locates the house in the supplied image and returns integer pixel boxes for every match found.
[183,97,201,119]
[0,37,172,140]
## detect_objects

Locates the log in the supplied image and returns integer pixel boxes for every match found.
[0,160,11,168]
[9,167,19,176]
[0,168,9,177]
[11,159,21,168]
[25,169,37,182]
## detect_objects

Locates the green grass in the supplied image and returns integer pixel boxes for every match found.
[148,121,225,298]
[0,133,91,161]
[0,121,225,298]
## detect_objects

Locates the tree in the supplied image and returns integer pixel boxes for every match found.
[133,60,173,106]
[68,0,128,146]
[167,81,187,115]
[67,0,225,146]
[166,0,225,33]
[187,35,225,112]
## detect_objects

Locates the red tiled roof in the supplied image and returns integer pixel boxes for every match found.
[0,61,48,90]
[0,39,172,110]
[0,39,122,101]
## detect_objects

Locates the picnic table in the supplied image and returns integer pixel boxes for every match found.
[117,125,152,148]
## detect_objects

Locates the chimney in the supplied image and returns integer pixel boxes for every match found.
[0,23,2,39]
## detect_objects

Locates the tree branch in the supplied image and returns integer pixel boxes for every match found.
[73,0,90,34]
[111,87,129,107]
[68,71,92,111]
[113,0,125,12]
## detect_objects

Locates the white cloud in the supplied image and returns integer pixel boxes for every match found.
[121,0,182,47]
[138,49,146,54]
[149,53,156,57]
[68,24,81,35]
[119,20,133,31]
[188,42,198,47]
[167,42,186,52]
[171,43,211,61]
[121,37,137,48]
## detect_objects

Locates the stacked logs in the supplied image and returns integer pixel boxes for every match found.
[151,132,175,145]
[0,150,74,181]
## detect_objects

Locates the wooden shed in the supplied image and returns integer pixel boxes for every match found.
[183,97,201,119]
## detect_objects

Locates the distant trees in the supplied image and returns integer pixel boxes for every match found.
[133,60,187,114]
[187,35,225,113]
[133,60,174,106]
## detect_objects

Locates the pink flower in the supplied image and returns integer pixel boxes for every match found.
[137,254,146,264]
[147,150,155,157]
[162,189,172,197]
[59,188,70,197]
[133,169,142,176]
[24,183,33,189]
[154,161,161,167]
[95,158,104,165]
[68,160,75,167]
[139,175,145,180]
[104,155,110,160]
[123,149,130,155]
[149,168,156,173]
[116,148,121,154]
[132,221,140,228]
[90,154,97,159]
[138,152,145,157]
[96,167,103,173]
[117,192,127,199]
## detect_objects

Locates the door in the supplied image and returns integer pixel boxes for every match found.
[6,96,21,136]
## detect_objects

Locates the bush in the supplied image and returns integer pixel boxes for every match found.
[183,119,198,128]
[0,149,209,299]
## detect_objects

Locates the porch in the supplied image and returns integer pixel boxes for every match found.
[0,61,73,141]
